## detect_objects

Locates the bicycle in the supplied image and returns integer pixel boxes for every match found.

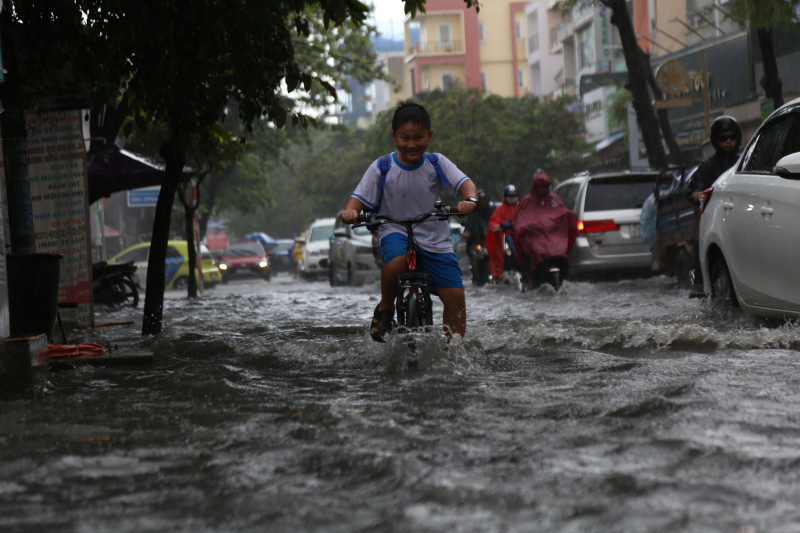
[354,200,464,368]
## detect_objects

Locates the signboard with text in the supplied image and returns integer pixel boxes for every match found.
[128,186,160,207]
[25,110,93,326]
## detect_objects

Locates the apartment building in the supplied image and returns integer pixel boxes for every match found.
[403,0,528,97]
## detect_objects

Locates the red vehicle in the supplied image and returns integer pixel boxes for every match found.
[219,241,271,282]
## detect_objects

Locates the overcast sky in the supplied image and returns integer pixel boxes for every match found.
[368,0,407,40]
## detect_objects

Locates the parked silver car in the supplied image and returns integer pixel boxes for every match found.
[553,171,658,276]
[329,216,381,286]
[699,97,800,316]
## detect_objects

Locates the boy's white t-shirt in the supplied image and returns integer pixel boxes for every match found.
[351,152,469,254]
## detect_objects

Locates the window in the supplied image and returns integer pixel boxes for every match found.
[166,246,183,259]
[584,176,655,211]
[775,115,800,162]
[310,225,334,243]
[441,72,457,91]
[742,116,792,172]
[481,71,488,91]
[438,23,452,45]
[479,21,486,43]
[116,246,149,264]
[422,72,429,91]
[555,183,581,212]
[577,25,594,69]
[518,68,525,90]
[516,19,523,40]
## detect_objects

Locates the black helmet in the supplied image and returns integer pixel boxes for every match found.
[710,115,742,151]
[503,185,518,197]
[477,189,489,201]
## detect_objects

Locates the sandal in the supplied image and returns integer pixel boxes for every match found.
[370,304,394,343]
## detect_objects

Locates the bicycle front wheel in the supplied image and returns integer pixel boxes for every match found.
[405,292,421,329]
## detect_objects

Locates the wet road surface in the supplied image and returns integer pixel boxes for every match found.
[2,273,800,532]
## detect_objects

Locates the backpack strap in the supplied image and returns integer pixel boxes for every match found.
[373,154,393,214]
[424,153,449,189]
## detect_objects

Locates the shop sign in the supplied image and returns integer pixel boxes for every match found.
[25,110,93,326]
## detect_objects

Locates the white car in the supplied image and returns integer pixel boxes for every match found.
[299,217,335,280]
[329,216,380,286]
[699,97,800,317]
[553,171,658,276]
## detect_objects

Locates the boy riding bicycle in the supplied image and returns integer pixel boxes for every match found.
[340,102,478,341]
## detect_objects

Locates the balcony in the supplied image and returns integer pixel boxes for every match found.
[408,40,464,56]
[550,21,573,52]
[529,34,539,53]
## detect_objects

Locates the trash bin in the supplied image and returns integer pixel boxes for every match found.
[7,253,63,339]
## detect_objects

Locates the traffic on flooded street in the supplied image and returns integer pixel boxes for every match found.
[3,274,800,532]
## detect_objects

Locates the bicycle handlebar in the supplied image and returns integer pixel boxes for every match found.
[354,206,463,228]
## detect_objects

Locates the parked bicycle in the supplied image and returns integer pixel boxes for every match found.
[355,200,464,368]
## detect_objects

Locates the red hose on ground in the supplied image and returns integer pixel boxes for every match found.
[48,343,107,359]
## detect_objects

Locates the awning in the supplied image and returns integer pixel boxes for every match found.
[102,224,123,238]
[595,131,626,152]
[88,144,197,205]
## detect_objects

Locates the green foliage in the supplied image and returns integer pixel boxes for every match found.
[725,0,800,29]
[226,89,589,238]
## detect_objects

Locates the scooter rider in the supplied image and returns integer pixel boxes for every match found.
[463,190,494,258]
[486,185,520,283]
[689,115,742,294]
[691,116,742,200]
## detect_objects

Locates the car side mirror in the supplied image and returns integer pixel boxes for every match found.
[333,227,347,237]
[773,152,800,180]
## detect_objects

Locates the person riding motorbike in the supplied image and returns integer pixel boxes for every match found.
[485,185,519,283]
[462,190,494,285]
[688,115,742,293]
[509,171,578,290]
[463,190,494,255]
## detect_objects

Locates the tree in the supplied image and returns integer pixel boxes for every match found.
[726,0,800,110]
[1,0,482,335]
[557,0,682,168]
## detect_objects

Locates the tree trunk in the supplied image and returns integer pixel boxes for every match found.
[177,184,199,298]
[142,128,185,335]
[645,71,683,166]
[757,27,784,109]
[605,0,668,169]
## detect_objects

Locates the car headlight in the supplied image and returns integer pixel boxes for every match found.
[310,250,320,256]
[259,261,268,268]
[356,246,372,254]
[219,263,228,270]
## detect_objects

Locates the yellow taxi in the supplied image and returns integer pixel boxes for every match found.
[108,240,221,290]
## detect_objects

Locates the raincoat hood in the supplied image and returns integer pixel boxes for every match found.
[532,171,551,196]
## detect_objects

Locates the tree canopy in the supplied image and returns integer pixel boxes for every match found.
[227,88,590,239]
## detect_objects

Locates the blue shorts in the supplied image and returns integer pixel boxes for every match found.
[379,233,464,292]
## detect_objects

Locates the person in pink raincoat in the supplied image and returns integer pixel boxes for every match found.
[511,171,578,289]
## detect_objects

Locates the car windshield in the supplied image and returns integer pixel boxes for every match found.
[309,225,333,242]
[352,226,371,237]
[224,243,264,256]
[584,176,654,212]
[273,242,294,253]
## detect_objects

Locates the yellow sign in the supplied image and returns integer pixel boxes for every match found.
[654,97,694,109]
[655,60,690,96]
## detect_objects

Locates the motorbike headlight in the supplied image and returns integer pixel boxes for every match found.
[219,263,228,270]
[259,261,268,268]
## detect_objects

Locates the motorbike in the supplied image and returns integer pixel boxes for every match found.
[499,222,566,292]
[93,261,139,307]
[469,240,491,287]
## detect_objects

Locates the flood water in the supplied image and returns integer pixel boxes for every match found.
[2,273,800,532]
